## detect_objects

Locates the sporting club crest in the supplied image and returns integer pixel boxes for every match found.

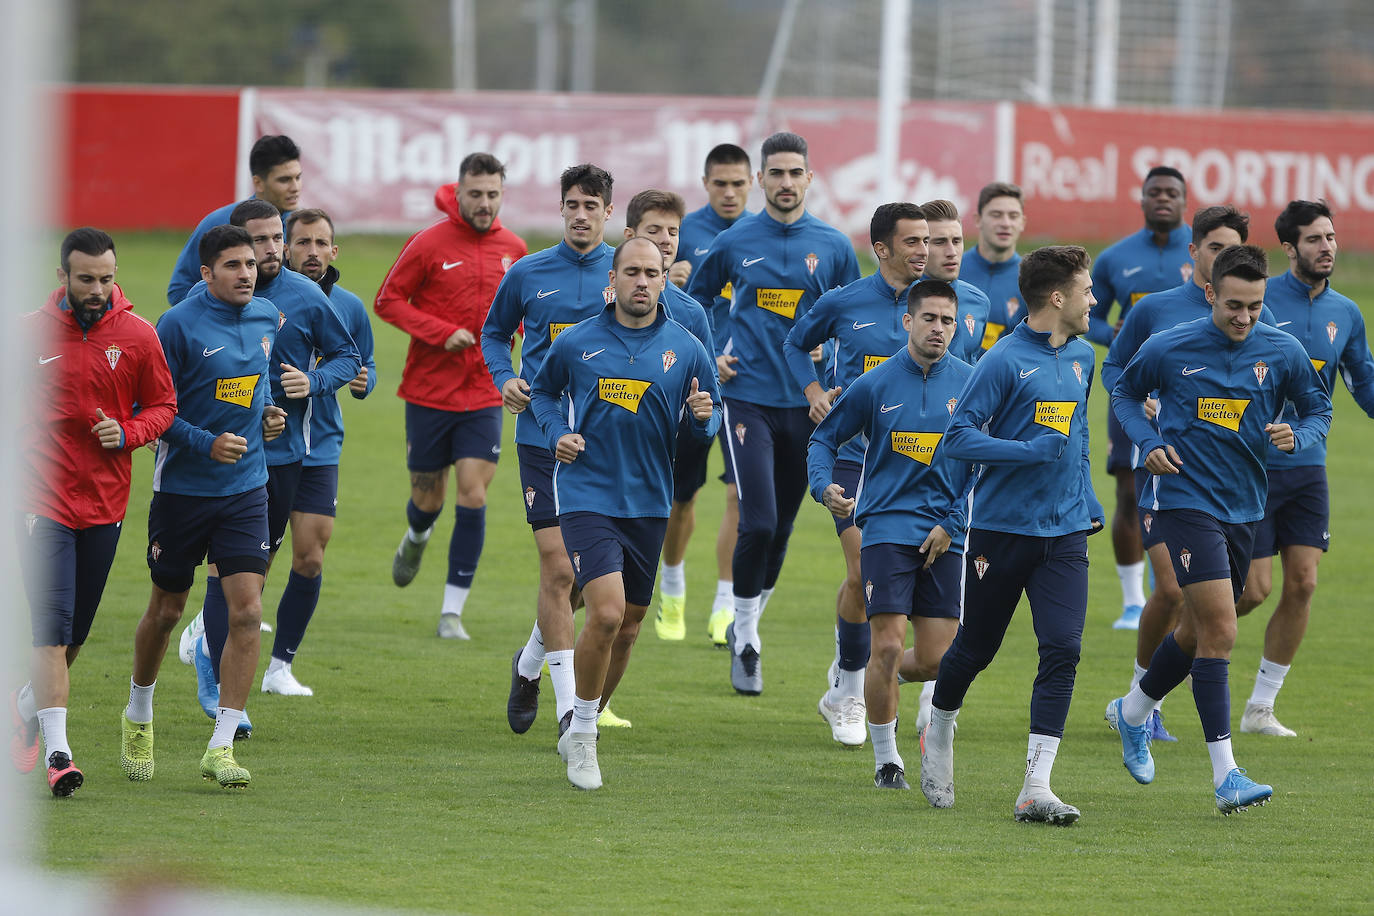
[1327,321,1338,345]
[501,255,513,272]
[1072,360,1083,385]
[1142,513,1153,534]
[1006,298,1020,319]
[974,555,990,579]
[804,252,819,275]
[662,349,677,373]
[1253,361,1268,385]
[964,313,975,338]
[149,540,162,562]
[946,397,958,416]
[603,285,615,305]
[1179,547,1192,573]
[735,423,747,446]
[277,311,287,330]
[572,552,581,574]
[1180,262,1194,285]
[524,487,536,509]
[864,580,873,602]
[261,336,272,359]
[104,344,122,370]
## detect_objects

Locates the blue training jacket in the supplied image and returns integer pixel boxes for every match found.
[530,303,721,519]
[304,266,378,468]
[481,240,616,448]
[1263,270,1374,469]
[1112,316,1332,524]
[960,247,1023,350]
[167,197,294,306]
[945,321,1104,536]
[808,346,974,550]
[153,287,279,497]
[661,281,717,364]
[1088,226,1193,346]
[678,205,750,343]
[922,276,990,364]
[687,209,860,407]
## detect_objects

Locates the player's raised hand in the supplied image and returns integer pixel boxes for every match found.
[502,377,531,414]
[280,362,311,398]
[1265,422,1296,452]
[444,328,477,352]
[1143,444,1182,475]
[1144,396,1160,420]
[667,260,692,288]
[262,405,287,441]
[821,483,855,519]
[90,408,123,449]
[686,377,714,420]
[918,524,952,569]
[716,354,738,382]
[348,366,369,395]
[555,432,586,464]
[210,432,249,464]
[805,383,842,424]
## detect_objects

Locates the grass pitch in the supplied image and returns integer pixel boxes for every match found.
[24,232,1374,914]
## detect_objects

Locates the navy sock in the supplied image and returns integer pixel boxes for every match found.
[836,616,870,670]
[448,505,486,588]
[1139,632,1193,701]
[203,576,229,683]
[406,499,442,535]
[271,571,323,661]
[1191,656,1232,742]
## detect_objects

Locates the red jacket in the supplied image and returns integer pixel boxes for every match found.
[374,184,528,411]
[22,285,177,528]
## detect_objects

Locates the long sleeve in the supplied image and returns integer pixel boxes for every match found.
[1102,304,1150,394]
[1111,344,1168,458]
[687,245,731,353]
[807,385,867,502]
[480,269,526,392]
[373,242,458,348]
[350,303,378,400]
[944,363,1067,465]
[1080,367,1105,527]
[302,302,362,398]
[783,299,836,393]
[122,335,178,448]
[1338,308,1374,418]
[937,463,975,538]
[530,339,574,451]
[686,341,723,440]
[1087,257,1118,346]
[1284,345,1333,453]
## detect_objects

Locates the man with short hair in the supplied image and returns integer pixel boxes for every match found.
[807,279,973,788]
[920,245,1104,825]
[532,236,720,789]
[376,153,527,640]
[1234,200,1374,737]
[10,229,176,796]
[783,202,931,745]
[482,163,616,741]
[688,131,860,696]
[918,199,990,363]
[960,182,1026,349]
[674,143,754,645]
[1089,166,1193,631]
[1109,244,1330,814]
[167,135,302,305]
[120,225,287,789]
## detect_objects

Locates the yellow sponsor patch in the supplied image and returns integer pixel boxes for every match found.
[599,377,652,413]
[756,288,803,320]
[1311,358,1326,373]
[1197,397,1249,431]
[1033,400,1075,435]
[863,354,889,372]
[981,322,1005,350]
[549,322,575,341]
[215,374,260,408]
[722,282,734,301]
[1130,291,1149,305]
[891,431,942,465]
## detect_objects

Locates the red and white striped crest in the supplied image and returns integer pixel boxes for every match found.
[1180,548,1192,572]
[804,252,819,275]
[104,344,122,370]
[1253,361,1268,385]
[946,397,958,416]
[603,285,615,305]
[261,336,271,359]
[1327,321,1338,345]
[974,555,990,579]
[662,349,677,373]
[1072,360,1083,385]
[964,314,975,338]
[501,255,513,272]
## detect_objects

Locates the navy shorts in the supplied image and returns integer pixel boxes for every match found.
[406,403,502,472]
[18,515,121,647]
[1105,409,1136,474]
[717,424,736,486]
[1251,465,1330,556]
[293,464,339,517]
[517,444,559,530]
[1152,508,1256,600]
[829,460,863,536]
[672,421,714,504]
[1135,468,1166,549]
[558,511,668,608]
[860,542,962,619]
[267,460,304,550]
[147,487,271,592]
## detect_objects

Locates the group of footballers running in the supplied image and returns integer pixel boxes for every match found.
[13,126,1371,823]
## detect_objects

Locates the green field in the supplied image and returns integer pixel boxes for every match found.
[26,231,1374,913]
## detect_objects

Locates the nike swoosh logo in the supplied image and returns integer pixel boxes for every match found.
[37,355,62,365]
[1181,366,1206,376]
[1019,367,1040,378]
[742,256,765,267]
[582,349,605,360]
[203,346,226,357]
[1123,266,1144,277]
[1276,321,1292,328]
[879,403,903,413]
[442,260,463,270]
[695,247,710,256]
[853,321,877,330]
[536,289,560,299]
[259,542,271,551]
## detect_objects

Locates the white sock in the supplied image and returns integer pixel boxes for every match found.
[572,694,600,735]
[1207,737,1239,788]
[37,707,71,761]
[265,657,287,677]
[126,679,155,723]
[834,666,864,700]
[518,623,546,679]
[869,718,901,770]
[1248,656,1290,707]
[732,594,762,653]
[407,525,432,544]
[713,580,733,611]
[1121,684,1154,727]
[1131,662,1163,713]
[661,562,686,598]
[442,584,470,618]
[1024,733,1060,788]
[547,650,576,720]
[927,706,958,751]
[16,681,36,720]
[1117,561,1146,607]
[210,707,242,749]
[760,587,775,612]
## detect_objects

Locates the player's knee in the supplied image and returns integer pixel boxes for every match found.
[292,550,325,578]
[539,553,575,592]
[1282,569,1317,604]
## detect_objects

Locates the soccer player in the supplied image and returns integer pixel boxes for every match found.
[1101,205,1257,743]
[120,225,286,789]
[482,163,616,739]
[11,229,176,796]
[375,153,527,639]
[783,202,930,745]
[1109,244,1330,814]
[1089,166,1192,631]
[687,131,860,695]
[960,182,1026,349]
[531,236,720,789]
[1234,200,1374,737]
[807,279,973,788]
[167,135,302,305]
[674,143,754,644]
[918,199,990,363]
[919,245,1104,825]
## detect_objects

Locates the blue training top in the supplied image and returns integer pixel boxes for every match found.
[960,247,1023,350]
[923,276,990,364]
[678,205,750,344]
[304,267,378,468]
[167,197,294,306]
[1088,225,1193,346]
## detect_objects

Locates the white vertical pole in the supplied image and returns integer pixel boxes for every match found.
[1033,0,1054,104]
[1092,0,1119,108]
[1212,0,1232,108]
[877,0,910,204]
[1173,0,1201,108]
[569,0,596,93]
[452,0,477,91]
[751,0,802,141]
[533,0,559,92]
